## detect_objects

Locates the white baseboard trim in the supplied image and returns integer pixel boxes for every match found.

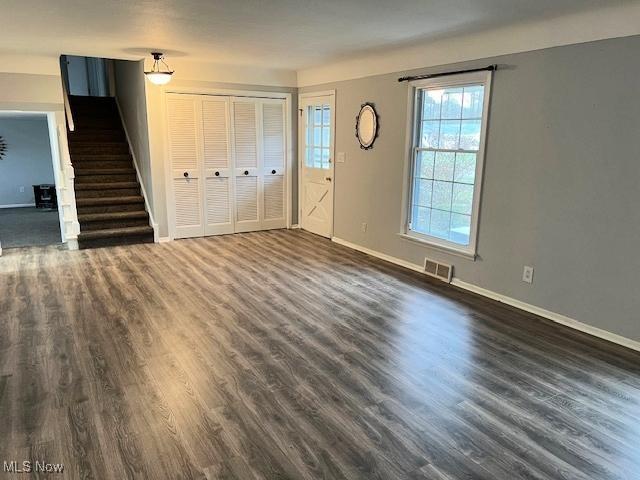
[331,236,640,353]
[332,237,424,273]
[157,236,171,243]
[0,203,36,209]
[115,97,158,243]
[67,239,79,251]
[290,224,301,229]
[450,279,640,353]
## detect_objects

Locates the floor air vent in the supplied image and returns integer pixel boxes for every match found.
[424,258,453,283]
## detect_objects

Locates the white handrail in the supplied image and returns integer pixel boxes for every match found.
[62,79,74,132]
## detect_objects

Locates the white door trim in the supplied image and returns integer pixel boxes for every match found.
[0,109,78,255]
[297,90,336,238]
[162,88,293,240]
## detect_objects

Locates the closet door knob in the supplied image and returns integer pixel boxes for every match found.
[183,172,189,178]
[215,171,220,176]
[271,169,276,174]
[244,170,249,175]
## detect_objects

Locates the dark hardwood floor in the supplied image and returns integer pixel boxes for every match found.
[1,229,640,479]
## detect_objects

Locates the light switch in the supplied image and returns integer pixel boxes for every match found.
[336,152,346,163]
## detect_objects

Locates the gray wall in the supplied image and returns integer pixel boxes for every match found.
[0,116,55,206]
[63,56,110,96]
[113,59,155,221]
[301,35,640,343]
[64,56,89,95]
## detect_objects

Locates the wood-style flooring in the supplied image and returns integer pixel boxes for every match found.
[1,230,640,480]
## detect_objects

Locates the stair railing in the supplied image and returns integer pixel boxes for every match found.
[62,78,75,132]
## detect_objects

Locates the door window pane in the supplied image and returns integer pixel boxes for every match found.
[305,104,332,169]
[322,126,330,148]
[321,148,331,168]
[322,106,331,125]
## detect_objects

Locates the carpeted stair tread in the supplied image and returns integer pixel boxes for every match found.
[75,181,139,190]
[76,187,140,198]
[74,174,137,184]
[70,155,133,168]
[78,225,153,240]
[70,137,126,145]
[75,195,145,207]
[72,160,134,169]
[69,140,128,147]
[74,167,136,175]
[78,211,149,223]
[70,144,130,155]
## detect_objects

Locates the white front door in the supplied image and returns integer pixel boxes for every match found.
[299,93,335,238]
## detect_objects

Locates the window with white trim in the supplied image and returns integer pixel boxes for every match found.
[405,71,491,255]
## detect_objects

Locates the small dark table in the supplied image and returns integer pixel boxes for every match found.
[33,184,58,209]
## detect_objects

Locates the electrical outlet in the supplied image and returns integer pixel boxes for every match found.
[361,222,367,232]
[19,186,25,193]
[522,266,534,284]
[337,152,346,163]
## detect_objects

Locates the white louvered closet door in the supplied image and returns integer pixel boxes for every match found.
[202,98,234,235]
[166,94,204,239]
[231,98,261,232]
[261,99,287,230]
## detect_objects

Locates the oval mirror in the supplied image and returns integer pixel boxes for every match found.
[355,103,378,150]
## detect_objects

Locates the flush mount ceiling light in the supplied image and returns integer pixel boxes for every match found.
[144,52,174,85]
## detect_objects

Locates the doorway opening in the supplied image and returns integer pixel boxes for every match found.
[60,55,114,97]
[0,112,65,252]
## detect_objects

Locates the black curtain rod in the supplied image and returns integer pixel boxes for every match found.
[398,65,497,82]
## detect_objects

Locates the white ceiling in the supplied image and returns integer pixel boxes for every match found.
[1,0,634,71]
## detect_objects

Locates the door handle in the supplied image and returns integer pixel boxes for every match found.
[325,177,332,181]
[271,169,276,174]
[244,170,249,175]
[215,171,220,176]
[183,172,189,178]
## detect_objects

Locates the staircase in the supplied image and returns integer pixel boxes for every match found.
[68,95,154,249]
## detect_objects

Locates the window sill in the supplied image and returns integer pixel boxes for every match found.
[398,233,477,261]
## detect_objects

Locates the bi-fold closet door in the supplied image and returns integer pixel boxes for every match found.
[167,93,286,239]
